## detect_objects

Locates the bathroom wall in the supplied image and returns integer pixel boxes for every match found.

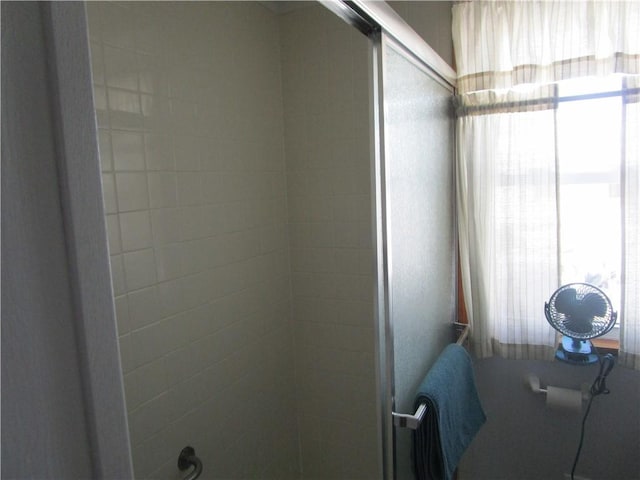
[388,1,454,69]
[460,357,640,480]
[2,3,95,477]
[89,3,451,479]
[87,3,299,478]
[279,5,380,479]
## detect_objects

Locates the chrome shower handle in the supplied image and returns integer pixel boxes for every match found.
[178,446,203,480]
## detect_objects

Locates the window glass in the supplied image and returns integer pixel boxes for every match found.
[556,77,623,314]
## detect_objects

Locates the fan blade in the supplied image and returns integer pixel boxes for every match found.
[565,315,594,334]
[555,288,577,314]
[582,292,608,317]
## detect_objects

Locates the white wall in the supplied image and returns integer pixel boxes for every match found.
[2,4,93,477]
[88,3,299,478]
[460,357,640,480]
[2,2,131,478]
[388,1,454,69]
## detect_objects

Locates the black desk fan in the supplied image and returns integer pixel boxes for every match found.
[544,283,617,364]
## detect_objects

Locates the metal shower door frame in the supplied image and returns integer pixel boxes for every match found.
[320,2,457,478]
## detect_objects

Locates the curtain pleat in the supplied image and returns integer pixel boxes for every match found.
[621,77,640,368]
[453,1,640,94]
[457,101,558,359]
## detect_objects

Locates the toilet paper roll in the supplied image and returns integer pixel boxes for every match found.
[546,386,583,411]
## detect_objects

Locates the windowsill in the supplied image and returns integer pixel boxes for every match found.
[592,336,619,354]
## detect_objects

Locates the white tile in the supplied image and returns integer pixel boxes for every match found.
[98,130,113,172]
[200,172,225,204]
[108,88,140,114]
[123,249,157,291]
[105,214,122,255]
[141,95,171,133]
[178,273,208,310]
[333,248,360,275]
[130,322,165,368]
[101,174,118,214]
[177,207,203,241]
[100,3,136,50]
[90,41,105,86]
[137,53,168,96]
[260,224,287,253]
[306,222,334,248]
[333,222,359,248]
[144,134,174,171]
[119,333,134,373]
[122,372,140,413]
[127,286,161,330]
[222,202,249,233]
[104,45,139,91]
[331,195,359,222]
[110,254,127,296]
[148,172,177,209]
[162,311,193,352]
[164,346,195,387]
[115,173,149,212]
[356,219,372,250]
[154,244,182,282]
[134,358,168,405]
[156,279,185,319]
[169,98,197,135]
[134,12,166,56]
[173,135,201,171]
[85,3,102,42]
[114,295,130,336]
[112,131,145,171]
[176,172,202,206]
[119,210,153,252]
[178,240,205,276]
[201,204,225,237]
[166,375,204,422]
[93,86,109,128]
[150,208,181,245]
[129,393,171,446]
[108,88,143,131]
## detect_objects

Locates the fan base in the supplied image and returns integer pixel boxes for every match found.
[555,337,599,365]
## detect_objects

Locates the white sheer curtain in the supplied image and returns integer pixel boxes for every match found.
[621,77,640,369]
[453,1,640,95]
[457,91,559,360]
[453,1,640,364]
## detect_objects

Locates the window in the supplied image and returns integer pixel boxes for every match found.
[557,77,624,318]
[453,0,640,367]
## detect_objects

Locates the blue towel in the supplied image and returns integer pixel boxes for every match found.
[413,344,486,480]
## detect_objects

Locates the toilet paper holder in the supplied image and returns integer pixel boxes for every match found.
[527,374,590,403]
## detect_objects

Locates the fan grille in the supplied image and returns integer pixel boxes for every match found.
[545,283,617,340]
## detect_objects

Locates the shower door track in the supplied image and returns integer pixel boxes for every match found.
[320,0,456,88]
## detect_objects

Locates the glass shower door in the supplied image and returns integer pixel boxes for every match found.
[374,34,456,479]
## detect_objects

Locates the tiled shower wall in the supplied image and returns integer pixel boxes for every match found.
[89,2,378,479]
[88,3,299,478]
[280,6,380,479]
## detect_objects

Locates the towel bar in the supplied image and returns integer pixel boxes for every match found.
[391,324,470,430]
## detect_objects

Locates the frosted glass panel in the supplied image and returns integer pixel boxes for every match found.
[382,39,456,478]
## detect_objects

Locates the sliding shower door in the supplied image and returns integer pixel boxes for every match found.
[374,34,456,479]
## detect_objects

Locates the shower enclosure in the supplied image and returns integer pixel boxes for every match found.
[86,1,455,478]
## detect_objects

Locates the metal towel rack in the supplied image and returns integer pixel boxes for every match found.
[391,323,470,430]
[178,446,203,480]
